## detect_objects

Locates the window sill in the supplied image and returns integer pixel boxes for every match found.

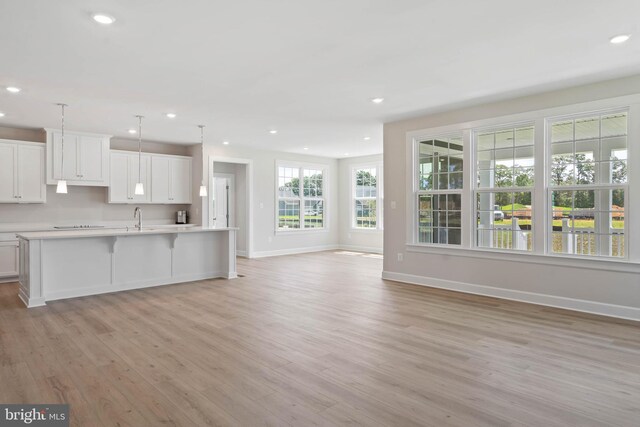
[350,227,383,233]
[405,244,640,273]
[276,228,328,235]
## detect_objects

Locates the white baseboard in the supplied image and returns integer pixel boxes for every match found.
[381,271,640,322]
[337,244,383,254]
[236,250,248,257]
[0,276,18,284]
[251,245,340,258]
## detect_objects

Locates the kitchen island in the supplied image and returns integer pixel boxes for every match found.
[16,226,237,307]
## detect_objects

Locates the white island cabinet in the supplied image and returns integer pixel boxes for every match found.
[17,227,237,307]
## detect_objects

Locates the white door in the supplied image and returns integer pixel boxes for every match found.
[109,152,131,202]
[212,173,234,228]
[151,156,171,203]
[79,135,105,182]
[17,145,45,202]
[170,157,192,204]
[0,143,17,202]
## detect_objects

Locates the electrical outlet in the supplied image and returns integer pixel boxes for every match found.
[259,202,264,209]
[391,201,397,209]
[347,233,351,239]
[397,253,403,262]
[268,236,272,243]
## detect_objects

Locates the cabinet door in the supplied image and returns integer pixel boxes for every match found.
[0,143,17,202]
[0,241,19,278]
[79,135,105,182]
[151,156,171,203]
[109,152,131,203]
[170,157,192,204]
[130,154,151,203]
[52,132,79,180]
[17,145,46,203]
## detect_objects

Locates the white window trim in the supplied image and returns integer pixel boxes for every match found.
[351,162,384,231]
[275,160,329,234]
[405,93,640,266]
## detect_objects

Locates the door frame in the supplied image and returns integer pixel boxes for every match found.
[208,156,253,258]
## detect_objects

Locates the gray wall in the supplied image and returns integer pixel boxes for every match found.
[194,144,340,257]
[383,74,640,319]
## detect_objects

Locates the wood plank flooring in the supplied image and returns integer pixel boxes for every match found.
[1,250,639,426]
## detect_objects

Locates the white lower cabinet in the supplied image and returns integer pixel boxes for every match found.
[109,151,151,203]
[0,240,19,280]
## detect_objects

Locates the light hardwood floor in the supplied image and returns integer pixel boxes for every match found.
[1,251,639,426]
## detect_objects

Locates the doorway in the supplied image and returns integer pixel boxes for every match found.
[209,158,252,258]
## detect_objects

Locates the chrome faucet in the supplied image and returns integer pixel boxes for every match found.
[134,207,142,230]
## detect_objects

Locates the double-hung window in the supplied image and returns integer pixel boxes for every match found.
[475,124,535,251]
[416,135,463,245]
[411,101,634,262]
[548,110,627,257]
[353,164,383,229]
[277,164,326,231]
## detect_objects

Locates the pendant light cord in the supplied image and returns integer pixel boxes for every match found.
[136,115,143,183]
[199,125,205,184]
[57,103,68,177]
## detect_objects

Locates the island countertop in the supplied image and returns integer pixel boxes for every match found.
[16,226,239,241]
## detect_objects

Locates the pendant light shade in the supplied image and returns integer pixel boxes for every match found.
[56,103,69,194]
[134,115,144,195]
[56,179,68,194]
[198,125,207,197]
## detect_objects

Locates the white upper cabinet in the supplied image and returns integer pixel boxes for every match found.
[151,155,192,204]
[0,140,46,204]
[46,129,110,187]
[109,151,151,204]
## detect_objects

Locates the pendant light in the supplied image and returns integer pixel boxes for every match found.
[134,115,144,195]
[198,125,207,197]
[56,103,68,194]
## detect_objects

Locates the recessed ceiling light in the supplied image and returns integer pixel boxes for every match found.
[0,112,5,118]
[303,147,309,150]
[6,86,21,93]
[93,14,116,25]
[371,97,384,104]
[610,34,631,44]
[344,152,349,156]
[269,130,278,134]
[222,141,229,145]
[128,129,137,134]
[363,136,371,141]
[166,113,177,118]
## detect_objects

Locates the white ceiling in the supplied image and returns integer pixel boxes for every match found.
[1,0,639,158]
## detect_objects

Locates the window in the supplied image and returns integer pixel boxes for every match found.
[416,135,463,245]
[548,111,627,257]
[410,102,634,262]
[353,164,383,229]
[475,124,534,251]
[277,164,325,231]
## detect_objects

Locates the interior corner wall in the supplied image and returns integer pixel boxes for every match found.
[383,74,640,320]
[200,144,340,257]
[338,154,383,253]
